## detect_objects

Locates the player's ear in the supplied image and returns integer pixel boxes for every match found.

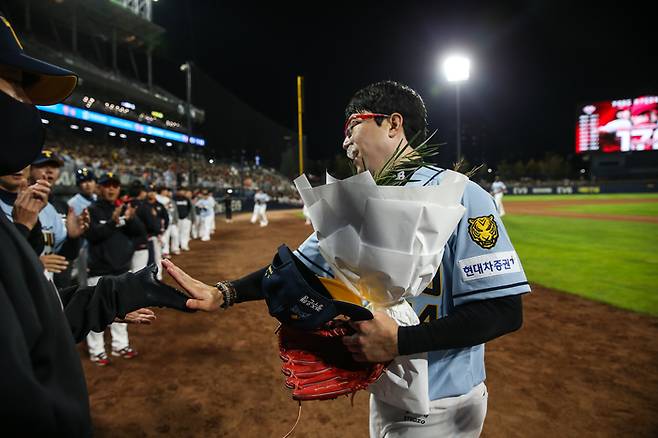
[388,113,404,139]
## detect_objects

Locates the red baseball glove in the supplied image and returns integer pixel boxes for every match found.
[278,320,387,401]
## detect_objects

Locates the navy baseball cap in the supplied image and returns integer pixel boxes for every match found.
[32,149,63,166]
[98,172,120,185]
[0,15,77,105]
[262,245,373,330]
[75,167,96,184]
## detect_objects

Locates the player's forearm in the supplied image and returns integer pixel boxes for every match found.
[397,294,524,356]
[232,266,268,303]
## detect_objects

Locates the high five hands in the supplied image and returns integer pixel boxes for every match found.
[161,259,223,311]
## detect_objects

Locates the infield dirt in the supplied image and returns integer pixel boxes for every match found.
[80,210,658,437]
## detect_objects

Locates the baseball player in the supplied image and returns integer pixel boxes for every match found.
[191,189,202,239]
[85,172,147,365]
[174,187,193,251]
[490,176,507,217]
[68,168,97,215]
[0,15,192,434]
[0,166,49,253]
[302,203,312,225]
[195,189,214,241]
[208,190,217,235]
[250,188,271,227]
[29,150,87,287]
[67,168,97,287]
[156,187,180,256]
[142,185,168,279]
[162,80,530,438]
[223,189,233,223]
[0,155,86,283]
[124,182,150,277]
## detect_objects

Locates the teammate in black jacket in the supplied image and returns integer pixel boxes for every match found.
[87,174,145,276]
[126,181,151,275]
[85,172,147,364]
[142,185,169,279]
[174,187,193,251]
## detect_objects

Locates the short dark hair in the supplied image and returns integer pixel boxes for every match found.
[345,80,428,142]
[128,180,145,198]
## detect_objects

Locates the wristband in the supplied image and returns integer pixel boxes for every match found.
[215,281,237,309]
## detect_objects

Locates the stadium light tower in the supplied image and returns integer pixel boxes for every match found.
[180,61,193,185]
[442,54,470,162]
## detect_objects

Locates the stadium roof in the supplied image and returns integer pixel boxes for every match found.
[28,0,165,48]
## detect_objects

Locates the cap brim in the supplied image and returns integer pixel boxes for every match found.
[5,52,78,105]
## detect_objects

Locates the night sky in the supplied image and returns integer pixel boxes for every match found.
[152,1,654,168]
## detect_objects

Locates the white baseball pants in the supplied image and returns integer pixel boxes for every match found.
[251,204,268,226]
[369,382,488,438]
[179,218,191,250]
[86,275,129,356]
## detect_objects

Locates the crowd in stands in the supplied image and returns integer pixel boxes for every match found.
[44,132,298,198]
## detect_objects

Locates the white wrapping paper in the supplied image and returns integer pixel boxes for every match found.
[294,169,468,414]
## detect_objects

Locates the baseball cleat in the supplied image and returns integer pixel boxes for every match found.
[111,346,138,359]
[90,352,110,366]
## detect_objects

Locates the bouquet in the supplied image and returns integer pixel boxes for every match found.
[293,138,468,413]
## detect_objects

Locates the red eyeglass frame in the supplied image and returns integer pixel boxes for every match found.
[343,113,390,137]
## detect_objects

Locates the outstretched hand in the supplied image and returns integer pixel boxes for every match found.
[161,259,223,312]
[115,308,156,324]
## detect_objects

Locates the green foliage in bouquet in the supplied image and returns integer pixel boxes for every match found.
[350,131,442,186]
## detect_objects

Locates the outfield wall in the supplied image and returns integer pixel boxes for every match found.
[508,181,658,195]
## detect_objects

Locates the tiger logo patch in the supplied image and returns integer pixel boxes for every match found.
[467,215,499,249]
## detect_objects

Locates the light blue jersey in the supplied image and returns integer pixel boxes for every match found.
[0,199,67,255]
[196,198,214,217]
[0,198,13,221]
[68,192,95,216]
[296,166,530,401]
[38,202,67,255]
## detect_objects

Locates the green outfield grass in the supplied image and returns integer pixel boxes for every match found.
[504,193,658,202]
[554,203,658,216]
[503,215,658,316]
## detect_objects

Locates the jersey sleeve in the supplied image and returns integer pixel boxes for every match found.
[47,204,67,254]
[449,181,530,306]
[295,232,334,278]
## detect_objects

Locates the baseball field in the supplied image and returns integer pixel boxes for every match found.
[81,194,658,437]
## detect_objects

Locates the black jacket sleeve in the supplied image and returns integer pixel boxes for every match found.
[158,203,169,230]
[14,220,45,255]
[123,215,147,237]
[233,266,268,303]
[397,294,524,355]
[137,204,160,235]
[59,274,144,343]
[57,236,81,260]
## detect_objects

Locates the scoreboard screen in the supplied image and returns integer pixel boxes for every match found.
[576,95,658,153]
